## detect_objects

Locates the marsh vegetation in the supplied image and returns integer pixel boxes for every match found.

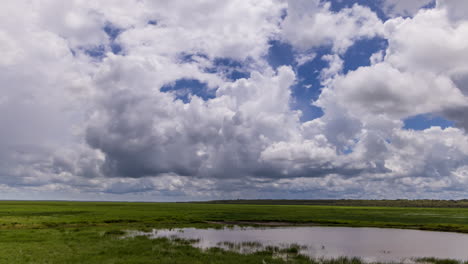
[0,201,467,263]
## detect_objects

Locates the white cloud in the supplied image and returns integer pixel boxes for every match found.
[116,0,285,61]
[382,6,468,129]
[281,1,384,53]
[324,62,467,119]
[383,8,468,75]
[317,5,468,129]
[386,127,468,180]
[295,53,316,67]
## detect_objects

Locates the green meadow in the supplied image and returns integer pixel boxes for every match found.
[0,201,467,263]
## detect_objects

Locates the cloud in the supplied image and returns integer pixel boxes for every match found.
[86,64,299,179]
[281,1,384,54]
[325,62,467,119]
[0,0,102,190]
[1,0,468,200]
[382,0,434,17]
[115,0,285,61]
[436,0,468,22]
[306,3,468,198]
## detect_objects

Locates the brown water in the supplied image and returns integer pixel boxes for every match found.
[129,226,468,262]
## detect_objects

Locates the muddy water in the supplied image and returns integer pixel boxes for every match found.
[130,226,468,262]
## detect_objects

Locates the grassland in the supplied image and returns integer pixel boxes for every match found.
[0,200,467,263]
[198,199,468,208]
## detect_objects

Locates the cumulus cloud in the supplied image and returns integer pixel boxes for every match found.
[325,62,467,119]
[281,0,384,53]
[118,0,285,61]
[86,64,299,179]
[309,3,468,198]
[1,0,468,200]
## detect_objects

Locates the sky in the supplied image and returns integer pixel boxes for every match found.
[1,0,468,201]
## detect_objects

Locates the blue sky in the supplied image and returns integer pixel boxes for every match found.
[164,24,454,130]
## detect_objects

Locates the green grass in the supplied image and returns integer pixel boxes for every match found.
[0,201,467,263]
[198,199,468,208]
[1,201,467,232]
[2,229,459,264]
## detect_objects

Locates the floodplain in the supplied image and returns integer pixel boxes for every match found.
[0,200,467,263]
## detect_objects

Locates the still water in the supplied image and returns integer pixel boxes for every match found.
[130,226,468,262]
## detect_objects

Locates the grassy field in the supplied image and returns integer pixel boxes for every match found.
[0,201,467,263]
[198,199,468,208]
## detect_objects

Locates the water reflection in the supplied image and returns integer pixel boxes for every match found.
[128,226,468,262]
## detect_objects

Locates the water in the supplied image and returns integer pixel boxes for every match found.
[128,226,468,262]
